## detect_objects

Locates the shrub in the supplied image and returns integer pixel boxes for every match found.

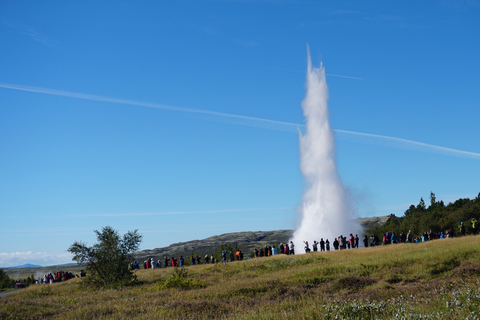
[163,267,206,290]
[68,226,142,288]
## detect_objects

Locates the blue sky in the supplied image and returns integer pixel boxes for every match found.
[1,1,479,267]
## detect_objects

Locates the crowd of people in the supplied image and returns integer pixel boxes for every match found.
[132,252,242,270]
[41,271,78,284]
[131,218,478,270]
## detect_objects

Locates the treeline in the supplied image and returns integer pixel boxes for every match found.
[0,269,15,290]
[367,192,480,238]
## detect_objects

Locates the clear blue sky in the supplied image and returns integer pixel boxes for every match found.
[1,1,479,267]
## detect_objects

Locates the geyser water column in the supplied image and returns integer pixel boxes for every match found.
[291,49,361,252]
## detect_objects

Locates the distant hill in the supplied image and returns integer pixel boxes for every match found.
[134,216,388,261]
[357,215,391,231]
[4,263,42,269]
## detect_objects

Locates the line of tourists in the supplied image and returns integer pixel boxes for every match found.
[40,270,80,285]
[302,234,360,253]
[133,219,479,270]
[133,252,238,270]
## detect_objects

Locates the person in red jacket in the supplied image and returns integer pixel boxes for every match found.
[349,234,355,248]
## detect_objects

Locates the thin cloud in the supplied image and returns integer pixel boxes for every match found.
[69,207,293,218]
[335,129,480,160]
[2,20,57,46]
[326,73,363,80]
[1,82,479,159]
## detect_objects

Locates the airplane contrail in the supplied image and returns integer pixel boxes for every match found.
[1,82,479,159]
[67,207,293,218]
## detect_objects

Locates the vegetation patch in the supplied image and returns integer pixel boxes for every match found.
[162,267,206,290]
[428,256,461,276]
[332,276,377,293]
[249,257,320,274]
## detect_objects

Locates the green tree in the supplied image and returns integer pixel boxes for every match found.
[0,268,15,290]
[68,226,142,288]
[429,192,437,209]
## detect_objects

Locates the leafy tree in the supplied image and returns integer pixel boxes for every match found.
[0,268,14,289]
[68,226,142,288]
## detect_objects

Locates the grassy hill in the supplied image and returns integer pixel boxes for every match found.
[134,216,387,262]
[2,234,479,319]
[134,229,293,262]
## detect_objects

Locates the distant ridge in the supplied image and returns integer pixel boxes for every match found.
[4,263,42,269]
[3,262,78,270]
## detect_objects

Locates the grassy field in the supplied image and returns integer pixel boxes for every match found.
[1,236,480,319]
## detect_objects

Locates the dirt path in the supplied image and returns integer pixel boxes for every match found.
[0,290,19,299]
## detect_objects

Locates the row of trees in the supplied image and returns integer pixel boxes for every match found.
[367,192,480,237]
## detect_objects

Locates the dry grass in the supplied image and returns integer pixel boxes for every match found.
[2,236,480,319]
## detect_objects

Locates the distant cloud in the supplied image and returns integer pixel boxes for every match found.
[69,207,293,217]
[1,82,479,159]
[0,251,73,268]
[2,19,57,46]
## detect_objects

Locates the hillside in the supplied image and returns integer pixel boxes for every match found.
[2,235,480,319]
[134,216,388,262]
[134,229,293,261]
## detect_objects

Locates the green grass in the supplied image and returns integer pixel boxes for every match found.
[2,236,480,319]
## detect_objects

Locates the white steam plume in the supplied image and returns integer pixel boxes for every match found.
[291,48,362,253]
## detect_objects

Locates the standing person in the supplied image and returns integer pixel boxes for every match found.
[284,243,289,255]
[355,235,359,248]
[164,256,169,268]
[325,239,330,251]
[363,235,369,248]
[312,241,318,252]
[222,250,227,264]
[279,243,284,254]
[349,234,355,248]
[471,218,478,235]
[339,236,345,250]
[333,238,339,250]
[304,241,310,253]
[459,222,466,236]
[289,241,295,255]
[320,238,325,252]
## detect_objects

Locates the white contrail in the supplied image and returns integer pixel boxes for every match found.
[0,82,299,131]
[1,82,478,159]
[326,73,363,80]
[335,129,480,159]
[68,207,293,217]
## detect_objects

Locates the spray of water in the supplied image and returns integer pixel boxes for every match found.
[290,48,362,253]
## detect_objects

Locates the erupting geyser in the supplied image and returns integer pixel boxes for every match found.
[290,48,362,252]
